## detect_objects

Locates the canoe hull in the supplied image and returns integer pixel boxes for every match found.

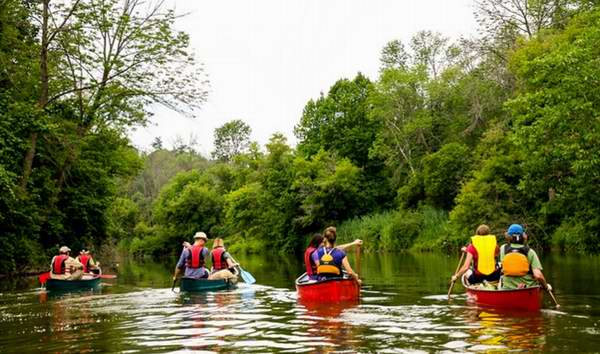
[295,273,360,302]
[45,276,101,292]
[465,286,542,311]
[180,277,237,292]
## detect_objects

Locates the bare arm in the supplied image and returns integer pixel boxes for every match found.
[533,268,547,286]
[451,251,473,281]
[173,267,181,280]
[341,256,360,284]
[336,239,362,251]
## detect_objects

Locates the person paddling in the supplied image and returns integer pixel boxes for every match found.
[173,232,210,281]
[499,224,552,291]
[208,238,238,280]
[50,246,84,281]
[304,233,362,280]
[312,227,361,285]
[451,224,501,285]
[77,249,101,275]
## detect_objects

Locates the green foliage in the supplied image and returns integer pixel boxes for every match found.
[422,143,472,209]
[212,120,252,162]
[0,0,203,273]
[504,8,600,251]
[337,206,450,252]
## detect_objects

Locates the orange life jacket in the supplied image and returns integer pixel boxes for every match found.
[186,246,206,269]
[52,255,69,274]
[502,245,531,276]
[316,248,341,276]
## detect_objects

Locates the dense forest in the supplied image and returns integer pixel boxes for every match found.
[1,0,600,274]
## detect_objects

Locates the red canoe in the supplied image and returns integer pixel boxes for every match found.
[462,276,543,311]
[295,273,360,302]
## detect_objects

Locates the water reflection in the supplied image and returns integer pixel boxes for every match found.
[459,308,546,351]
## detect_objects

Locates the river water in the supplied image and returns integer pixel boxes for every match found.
[1,252,599,353]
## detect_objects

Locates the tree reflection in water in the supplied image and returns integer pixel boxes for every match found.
[461,307,546,351]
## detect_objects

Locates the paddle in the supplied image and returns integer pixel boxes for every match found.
[355,244,361,276]
[541,282,561,309]
[39,272,50,285]
[230,256,256,284]
[448,251,465,299]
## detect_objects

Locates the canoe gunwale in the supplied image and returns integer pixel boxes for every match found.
[461,273,541,293]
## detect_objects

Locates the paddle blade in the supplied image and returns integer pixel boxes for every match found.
[100,274,117,279]
[239,268,256,284]
[39,272,50,285]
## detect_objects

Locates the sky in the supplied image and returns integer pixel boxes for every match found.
[129,0,478,155]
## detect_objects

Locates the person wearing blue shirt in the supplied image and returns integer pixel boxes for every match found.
[173,232,210,280]
[312,226,361,285]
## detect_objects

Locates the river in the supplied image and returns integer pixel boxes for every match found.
[1,252,599,352]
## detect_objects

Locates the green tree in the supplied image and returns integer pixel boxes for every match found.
[212,119,252,162]
[380,39,409,71]
[507,8,600,251]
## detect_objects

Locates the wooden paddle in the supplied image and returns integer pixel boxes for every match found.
[355,244,361,276]
[542,282,561,309]
[448,251,465,299]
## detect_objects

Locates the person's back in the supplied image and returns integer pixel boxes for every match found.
[500,243,542,289]
[174,232,210,280]
[304,234,324,279]
[451,225,501,285]
[313,246,346,277]
[50,246,84,281]
[499,224,546,290]
[467,233,500,283]
[208,238,237,280]
[77,250,99,274]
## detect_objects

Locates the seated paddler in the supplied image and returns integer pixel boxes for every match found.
[173,231,210,281]
[312,226,361,285]
[77,249,101,275]
[304,233,363,280]
[499,224,552,291]
[50,246,84,281]
[451,224,501,285]
[208,238,238,280]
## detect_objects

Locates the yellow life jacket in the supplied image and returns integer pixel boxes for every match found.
[502,245,531,276]
[316,248,341,275]
[471,235,497,275]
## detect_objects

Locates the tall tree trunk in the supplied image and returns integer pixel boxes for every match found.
[20,0,50,191]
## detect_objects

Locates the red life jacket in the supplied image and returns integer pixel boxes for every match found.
[186,246,206,269]
[304,246,317,276]
[79,254,91,272]
[211,247,227,270]
[52,255,69,274]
